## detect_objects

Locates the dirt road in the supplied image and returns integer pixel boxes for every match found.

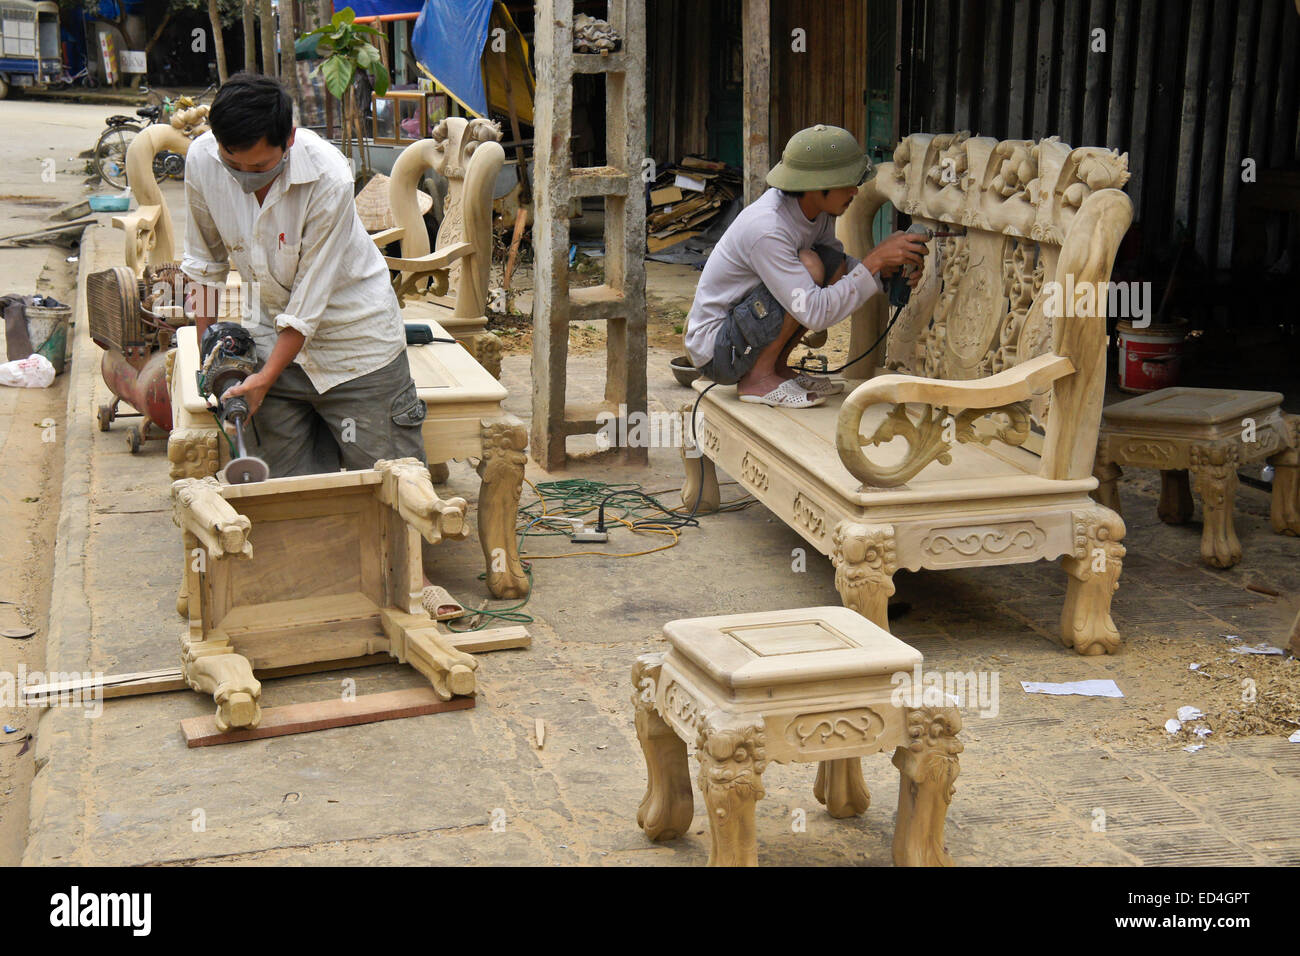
[0,99,119,864]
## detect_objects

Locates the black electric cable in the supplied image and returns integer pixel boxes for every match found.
[793,300,906,376]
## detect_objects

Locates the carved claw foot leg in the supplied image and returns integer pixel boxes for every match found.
[1189,442,1242,568]
[814,758,871,818]
[478,418,530,598]
[632,655,693,841]
[680,404,720,512]
[182,640,262,731]
[1268,437,1300,536]
[892,705,962,866]
[1091,457,1122,515]
[469,332,502,379]
[697,714,767,867]
[1060,503,1125,655]
[831,521,897,629]
[1157,469,1194,524]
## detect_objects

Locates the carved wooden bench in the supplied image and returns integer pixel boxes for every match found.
[1094,387,1300,568]
[172,461,478,730]
[633,606,962,866]
[380,117,506,379]
[682,132,1134,655]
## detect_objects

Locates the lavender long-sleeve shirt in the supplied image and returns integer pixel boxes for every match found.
[683,188,882,367]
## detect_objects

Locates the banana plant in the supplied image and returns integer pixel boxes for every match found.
[303,6,391,176]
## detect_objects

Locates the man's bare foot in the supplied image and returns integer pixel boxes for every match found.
[739,369,813,401]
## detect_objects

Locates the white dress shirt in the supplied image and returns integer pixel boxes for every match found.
[181,127,405,393]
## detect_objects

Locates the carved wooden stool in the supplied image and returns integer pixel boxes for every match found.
[633,607,962,867]
[1094,387,1300,568]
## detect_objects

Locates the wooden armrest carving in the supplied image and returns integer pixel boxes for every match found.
[171,477,253,559]
[385,241,474,302]
[370,226,405,247]
[835,353,1074,488]
[374,457,470,545]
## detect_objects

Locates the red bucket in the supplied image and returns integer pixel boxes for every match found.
[1117,321,1185,393]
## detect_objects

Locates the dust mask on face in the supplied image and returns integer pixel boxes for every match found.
[220,148,289,194]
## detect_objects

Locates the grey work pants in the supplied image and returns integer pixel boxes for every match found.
[247,350,427,478]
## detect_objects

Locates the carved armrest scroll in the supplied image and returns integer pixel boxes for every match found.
[835,353,1075,488]
[385,241,475,303]
[374,457,470,545]
[171,477,253,559]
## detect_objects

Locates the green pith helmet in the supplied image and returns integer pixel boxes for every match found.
[765,124,874,192]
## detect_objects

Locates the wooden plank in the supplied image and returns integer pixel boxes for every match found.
[1216,0,1258,268]
[181,687,475,747]
[1126,0,1159,213]
[1104,0,1133,150]
[446,625,532,653]
[1173,0,1209,229]
[1057,0,1083,143]
[981,0,1005,136]
[1246,0,1280,170]
[1194,0,1235,266]
[952,0,974,130]
[1080,0,1106,145]
[23,627,530,706]
[1271,2,1298,167]
[1007,0,1032,136]
[1031,0,1056,138]
[931,0,952,131]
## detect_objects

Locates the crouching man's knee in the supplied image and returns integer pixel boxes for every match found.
[798,247,826,286]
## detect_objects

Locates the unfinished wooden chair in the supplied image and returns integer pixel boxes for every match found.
[683,132,1133,655]
[172,460,478,731]
[379,117,506,378]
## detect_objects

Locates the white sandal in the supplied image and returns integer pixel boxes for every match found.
[794,373,845,396]
[738,379,826,408]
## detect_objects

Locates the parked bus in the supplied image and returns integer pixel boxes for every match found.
[0,0,61,98]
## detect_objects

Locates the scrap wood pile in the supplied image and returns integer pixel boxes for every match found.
[646,156,741,252]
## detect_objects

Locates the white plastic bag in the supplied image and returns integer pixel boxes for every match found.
[0,354,56,388]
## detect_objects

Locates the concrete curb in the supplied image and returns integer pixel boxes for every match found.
[23,226,107,865]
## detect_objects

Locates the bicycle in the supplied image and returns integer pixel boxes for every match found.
[93,83,216,189]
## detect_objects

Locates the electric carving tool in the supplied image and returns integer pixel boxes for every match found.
[198,322,270,484]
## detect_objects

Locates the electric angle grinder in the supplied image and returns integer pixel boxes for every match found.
[198,322,270,484]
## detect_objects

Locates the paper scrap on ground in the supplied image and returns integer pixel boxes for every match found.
[1184,744,1205,753]
[1290,730,1300,744]
[1021,679,1124,698]
[1177,706,1205,722]
[1189,663,1200,671]
[1230,643,1284,656]
[1165,718,1182,734]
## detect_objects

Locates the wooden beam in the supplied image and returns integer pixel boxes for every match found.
[21,629,531,705]
[181,687,474,747]
[742,0,771,206]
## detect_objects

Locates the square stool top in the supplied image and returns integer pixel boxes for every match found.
[662,606,921,690]
[1102,387,1283,427]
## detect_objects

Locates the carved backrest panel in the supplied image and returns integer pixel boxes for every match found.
[429,117,503,291]
[871,132,1130,432]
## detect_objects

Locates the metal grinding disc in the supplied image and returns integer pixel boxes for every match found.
[223,455,270,484]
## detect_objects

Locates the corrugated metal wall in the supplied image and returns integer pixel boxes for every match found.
[897,0,1300,272]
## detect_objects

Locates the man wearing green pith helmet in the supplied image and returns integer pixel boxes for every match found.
[683,124,929,408]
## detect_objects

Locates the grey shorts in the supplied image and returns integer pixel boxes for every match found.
[246,350,428,478]
[700,243,846,386]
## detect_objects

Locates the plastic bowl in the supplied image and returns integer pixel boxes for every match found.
[670,355,701,387]
[89,194,131,212]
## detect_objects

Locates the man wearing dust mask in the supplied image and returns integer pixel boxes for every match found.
[181,72,426,477]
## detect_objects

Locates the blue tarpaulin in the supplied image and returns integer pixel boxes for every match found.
[410,0,495,117]
[347,1,424,17]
